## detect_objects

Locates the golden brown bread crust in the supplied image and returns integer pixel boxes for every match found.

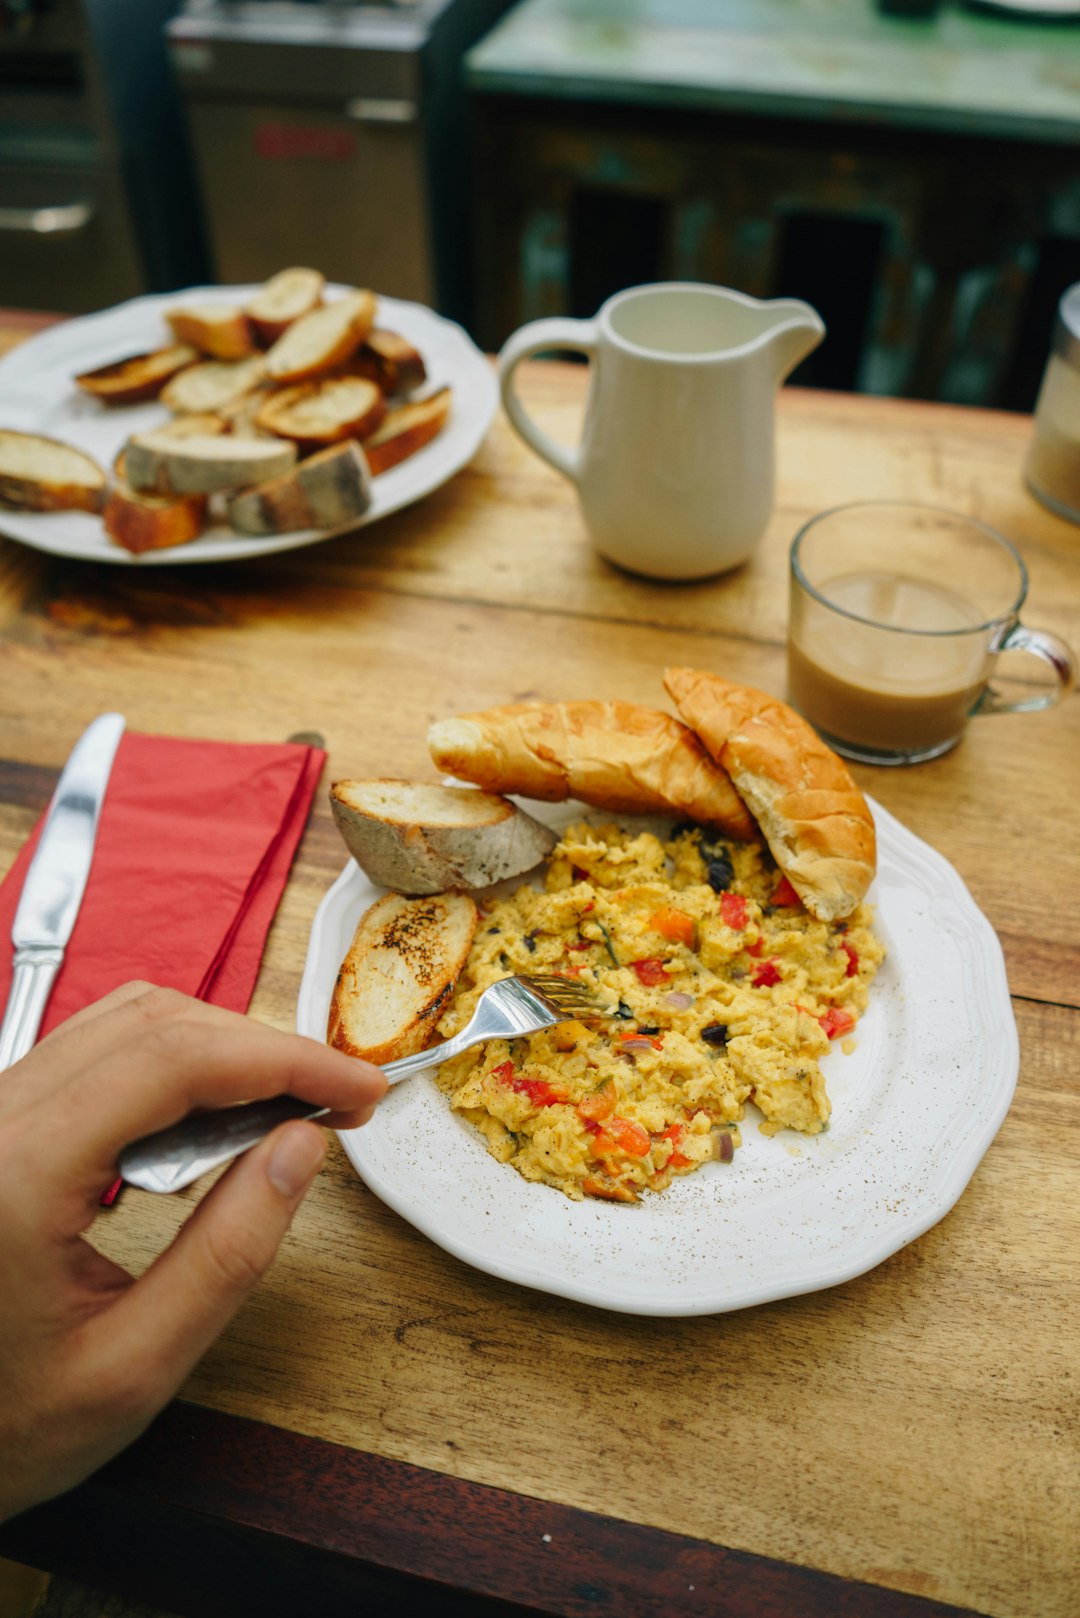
[327,890,478,1066]
[427,700,757,840]
[663,668,875,921]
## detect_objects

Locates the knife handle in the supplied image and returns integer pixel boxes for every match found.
[0,946,63,1071]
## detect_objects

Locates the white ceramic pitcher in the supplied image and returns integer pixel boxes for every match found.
[498,282,825,580]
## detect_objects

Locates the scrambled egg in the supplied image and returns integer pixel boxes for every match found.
[435,822,884,1203]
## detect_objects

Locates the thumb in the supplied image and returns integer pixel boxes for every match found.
[101,1121,327,1394]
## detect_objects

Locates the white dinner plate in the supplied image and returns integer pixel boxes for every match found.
[0,285,498,565]
[296,797,1018,1317]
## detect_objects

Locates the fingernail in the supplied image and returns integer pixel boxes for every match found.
[267,1125,326,1198]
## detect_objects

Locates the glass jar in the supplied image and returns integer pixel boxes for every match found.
[1025,283,1080,526]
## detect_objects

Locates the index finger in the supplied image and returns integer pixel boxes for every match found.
[19,988,386,1203]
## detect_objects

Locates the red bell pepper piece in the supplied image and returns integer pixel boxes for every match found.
[841,941,860,978]
[819,1006,856,1041]
[771,875,801,907]
[751,958,782,988]
[630,957,669,986]
[491,1061,565,1107]
[719,892,747,930]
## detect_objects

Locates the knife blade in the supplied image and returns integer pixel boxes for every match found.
[0,712,126,1071]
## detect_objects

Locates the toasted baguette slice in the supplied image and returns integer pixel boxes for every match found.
[74,344,199,406]
[166,303,255,360]
[327,890,478,1066]
[428,700,756,840]
[346,328,427,396]
[217,384,277,437]
[124,431,296,496]
[0,430,107,513]
[161,355,266,415]
[330,780,558,895]
[103,483,207,555]
[363,387,451,475]
[255,376,386,449]
[113,412,229,480]
[367,328,427,393]
[663,668,876,921]
[226,441,371,535]
[263,290,376,385]
[245,267,325,345]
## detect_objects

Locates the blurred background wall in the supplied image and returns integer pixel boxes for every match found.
[1,0,1077,411]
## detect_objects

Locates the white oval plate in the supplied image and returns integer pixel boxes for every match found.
[296,797,1017,1317]
[0,285,497,565]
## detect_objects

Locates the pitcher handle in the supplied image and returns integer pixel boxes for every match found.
[978,621,1077,715]
[497,317,597,484]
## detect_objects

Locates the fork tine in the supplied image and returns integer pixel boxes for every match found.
[517,973,601,1013]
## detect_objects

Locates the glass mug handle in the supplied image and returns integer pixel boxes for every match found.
[497,318,597,484]
[978,621,1078,715]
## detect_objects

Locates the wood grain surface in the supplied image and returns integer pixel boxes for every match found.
[0,321,1076,1618]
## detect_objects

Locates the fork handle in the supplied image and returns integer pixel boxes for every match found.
[118,1019,483,1194]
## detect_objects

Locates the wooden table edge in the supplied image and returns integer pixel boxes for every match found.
[0,1400,989,1618]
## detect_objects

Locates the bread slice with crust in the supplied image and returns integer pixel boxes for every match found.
[0,430,107,513]
[75,344,199,405]
[161,355,266,416]
[103,483,207,555]
[166,303,255,360]
[427,699,756,839]
[245,267,325,346]
[327,890,478,1066]
[263,290,376,385]
[255,375,385,449]
[663,668,875,921]
[348,328,427,396]
[363,387,450,475]
[124,431,296,496]
[113,412,229,480]
[329,779,558,895]
[226,441,371,535]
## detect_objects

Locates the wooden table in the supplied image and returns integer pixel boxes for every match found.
[0,314,1077,1618]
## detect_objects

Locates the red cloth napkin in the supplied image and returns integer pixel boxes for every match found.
[0,731,325,1034]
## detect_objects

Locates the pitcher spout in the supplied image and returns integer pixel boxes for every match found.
[764,299,826,384]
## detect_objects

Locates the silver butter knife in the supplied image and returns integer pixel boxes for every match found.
[0,712,126,1071]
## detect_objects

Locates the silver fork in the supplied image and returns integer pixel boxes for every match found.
[118,973,600,1194]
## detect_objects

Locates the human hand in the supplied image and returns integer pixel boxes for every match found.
[0,981,386,1521]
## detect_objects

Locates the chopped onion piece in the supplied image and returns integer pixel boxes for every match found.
[711,1130,735,1163]
[618,1037,655,1052]
[663,991,694,1009]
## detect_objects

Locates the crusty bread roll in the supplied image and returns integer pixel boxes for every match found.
[0,430,107,513]
[327,890,478,1066]
[363,388,450,475]
[103,482,207,555]
[255,375,385,449]
[329,779,557,895]
[428,700,756,840]
[226,441,371,535]
[263,290,376,385]
[663,668,875,921]
[75,343,199,405]
[166,303,255,360]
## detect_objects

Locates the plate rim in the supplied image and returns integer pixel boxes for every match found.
[296,795,1018,1317]
[0,283,498,566]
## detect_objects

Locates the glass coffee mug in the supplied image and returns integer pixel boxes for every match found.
[787,502,1076,765]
